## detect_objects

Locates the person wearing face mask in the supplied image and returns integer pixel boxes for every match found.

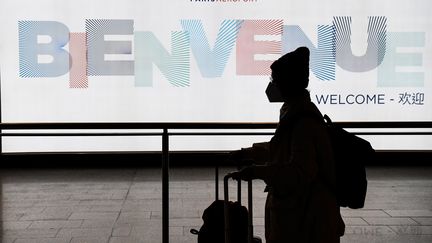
[228,47,345,243]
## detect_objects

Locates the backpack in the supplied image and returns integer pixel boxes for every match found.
[323,114,373,209]
[191,200,249,243]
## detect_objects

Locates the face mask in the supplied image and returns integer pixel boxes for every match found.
[265,81,284,102]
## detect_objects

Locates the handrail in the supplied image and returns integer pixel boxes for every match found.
[0,122,277,130]
[1,122,431,138]
[1,121,432,130]
[1,131,432,136]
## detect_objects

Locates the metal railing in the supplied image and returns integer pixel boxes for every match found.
[1,121,432,243]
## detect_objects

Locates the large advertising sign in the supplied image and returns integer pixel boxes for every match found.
[0,0,431,151]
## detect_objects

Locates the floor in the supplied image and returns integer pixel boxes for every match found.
[0,166,431,243]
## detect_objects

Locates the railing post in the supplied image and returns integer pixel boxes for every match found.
[215,166,219,200]
[162,128,169,243]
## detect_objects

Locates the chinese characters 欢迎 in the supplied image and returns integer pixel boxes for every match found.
[398,92,425,105]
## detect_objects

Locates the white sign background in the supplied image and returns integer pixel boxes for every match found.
[0,0,431,152]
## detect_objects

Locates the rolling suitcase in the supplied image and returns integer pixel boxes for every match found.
[191,167,262,243]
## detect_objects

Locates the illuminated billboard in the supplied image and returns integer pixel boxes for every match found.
[0,0,431,151]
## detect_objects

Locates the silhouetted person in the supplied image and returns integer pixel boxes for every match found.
[229,47,345,243]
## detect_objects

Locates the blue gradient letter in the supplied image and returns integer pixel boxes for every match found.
[19,21,70,77]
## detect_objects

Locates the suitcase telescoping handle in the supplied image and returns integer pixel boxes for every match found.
[224,174,254,243]
[215,166,242,201]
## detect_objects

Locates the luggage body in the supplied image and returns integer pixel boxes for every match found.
[224,173,262,243]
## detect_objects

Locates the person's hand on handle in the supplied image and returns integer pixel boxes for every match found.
[227,149,255,169]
